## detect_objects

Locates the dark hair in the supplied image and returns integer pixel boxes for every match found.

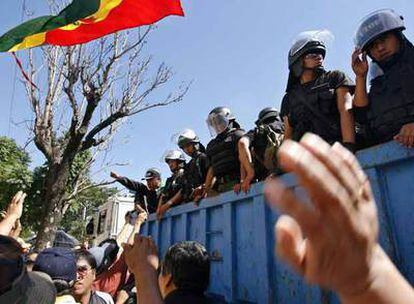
[53,279,73,296]
[161,241,210,293]
[74,249,97,270]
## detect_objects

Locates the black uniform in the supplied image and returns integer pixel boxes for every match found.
[245,119,284,180]
[281,70,355,144]
[160,169,186,204]
[355,39,414,146]
[116,177,159,213]
[206,127,245,189]
[182,151,209,202]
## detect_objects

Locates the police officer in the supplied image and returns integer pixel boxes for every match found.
[352,9,414,148]
[156,150,186,219]
[238,107,284,193]
[204,107,245,196]
[176,129,209,203]
[110,168,162,214]
[281,30,356,151]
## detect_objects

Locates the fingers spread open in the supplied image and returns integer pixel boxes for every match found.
[300,134,360,200]
[275,215,306,274]
[277,140,352,218]
[265,179,318,234]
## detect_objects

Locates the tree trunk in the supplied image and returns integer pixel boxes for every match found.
[34,162,71,250]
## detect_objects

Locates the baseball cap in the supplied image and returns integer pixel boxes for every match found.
[88,239,119,274]
[142,168,161,180]
[33,247,77,283]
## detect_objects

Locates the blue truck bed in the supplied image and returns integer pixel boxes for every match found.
[142,141,414,303]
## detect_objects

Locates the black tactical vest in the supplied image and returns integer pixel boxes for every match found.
[286,71,342,144]
[161,168,185,202]
[206,129,241,179]
[185,152,208,188]
[367,44,414,143]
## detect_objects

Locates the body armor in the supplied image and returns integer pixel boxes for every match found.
[206,128,241,179]
[161,168,185,203]
[286,71,342,144]
[367,43,414,143]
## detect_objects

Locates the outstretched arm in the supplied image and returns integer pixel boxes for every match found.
[111,171,143,192]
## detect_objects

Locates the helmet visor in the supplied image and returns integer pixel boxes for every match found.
[206,113,230,136]
[289,29,334,58]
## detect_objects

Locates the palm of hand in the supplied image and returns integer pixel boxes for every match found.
[266,134,379,296]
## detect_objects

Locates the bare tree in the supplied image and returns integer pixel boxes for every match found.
[22,23,188,249]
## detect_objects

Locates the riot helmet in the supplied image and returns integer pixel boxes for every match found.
[176,129,200,149]
[354,9,405,51]
[255,107,281,126]
[164,150,186,163]
[288,30,333,77]
[206,106,235,136]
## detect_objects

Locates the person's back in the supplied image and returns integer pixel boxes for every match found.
[249,116,284,180]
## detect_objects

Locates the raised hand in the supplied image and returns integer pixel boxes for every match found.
[352,48,369,78]
[7,191,27,220]
[265,133,378,296]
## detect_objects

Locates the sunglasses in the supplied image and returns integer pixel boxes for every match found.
[77,265,92,275]
[304,53,323,59]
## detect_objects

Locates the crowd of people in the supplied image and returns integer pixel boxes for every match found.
[1,8,414,304]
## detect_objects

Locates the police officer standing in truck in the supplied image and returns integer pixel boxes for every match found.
[352,9,414,148]
[203,107,245,196]
[281,30,356,151]
[110,168,162,214]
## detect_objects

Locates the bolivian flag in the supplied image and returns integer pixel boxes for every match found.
[0,0,184,52]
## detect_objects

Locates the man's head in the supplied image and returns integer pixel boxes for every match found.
[32,247,77,296]
[255,107,282,126]
[158,241,210,298]
[177,129,201,157]
[288,30,330,77]
[142,168,162,190]
[89,238,119,275]
[164,150,186,173]
[366,31,401,63]
[354,9,405,62]
[72,250,97,298]
[207,106,238,136]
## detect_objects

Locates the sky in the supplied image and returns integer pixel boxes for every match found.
[0,0,413,187]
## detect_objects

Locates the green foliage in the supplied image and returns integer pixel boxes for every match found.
[60,186,117,240]
[0,137,32,211]
[0,136,116,239]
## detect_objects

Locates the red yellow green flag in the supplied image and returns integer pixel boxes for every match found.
[0,0,184,52]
